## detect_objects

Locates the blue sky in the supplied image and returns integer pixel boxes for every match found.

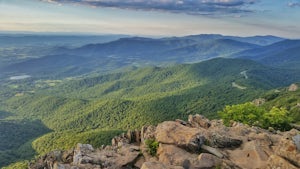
[0,0,300,38]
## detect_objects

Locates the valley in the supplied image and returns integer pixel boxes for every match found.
[0,34,300,168]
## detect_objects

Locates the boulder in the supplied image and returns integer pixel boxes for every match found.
[157,144,197,167]
[289,83,298,91]
[141,125,156,143]
[141,161,184,169]
[175,119,188,126]
[274,129,300,167]
[134,156,146,168]
[197,153,222,168]
[210,133,242,148]
[62,149,74,163]
[226,140,270,169]
[114,145,141,167]
[126,129,141,144]
[53,163,74,169]
[73,144,95,165]
[188,114,211,129]
[267,155,299,169]
[252,98,266,106]
[158,144,223,169]
[29,150,64,169]
[112,133,130,147]
[293,134,300,151]
[155,121,205,152]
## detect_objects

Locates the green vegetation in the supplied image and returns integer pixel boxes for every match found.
[32,129,123,155]
[1,58,300,168]
[219,103,265,126]
[2,161,28,169]
[219,102,292,131]
[145,139,159,156]
[262,84,300,124]
[262,107,292,130]
[0,119,50,167]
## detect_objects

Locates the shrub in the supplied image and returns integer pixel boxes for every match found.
[218,102,266,127]
[262,107,292,131]
[145,139,159,156]
[219,103,292,131]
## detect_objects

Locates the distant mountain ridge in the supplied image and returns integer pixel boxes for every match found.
[233,40,300,69]
[181,34,284,46]
[0,34,286,79]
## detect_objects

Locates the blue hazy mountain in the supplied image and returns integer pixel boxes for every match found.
[181,34,284,46]
[0,34,128,47]
[233,40,300,69]
[2,34,280,79]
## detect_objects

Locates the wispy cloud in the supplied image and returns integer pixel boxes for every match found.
[40,0,258,16]
[288,1,300,7]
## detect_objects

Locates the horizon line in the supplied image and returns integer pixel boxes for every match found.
[0,30,293,39]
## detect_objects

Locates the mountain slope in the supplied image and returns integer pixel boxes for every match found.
[4,58,300,131]
[2,58,300,167]
[261,83,300,123]
[160,39,259,62]
[183,34,284,46]
[232,40,300,69]
[1,38,259,79]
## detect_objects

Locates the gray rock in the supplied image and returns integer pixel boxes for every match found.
[211,133,242,148]
[292,134,300,151]
[188,114,211,129]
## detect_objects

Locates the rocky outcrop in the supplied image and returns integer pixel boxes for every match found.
[141,162,184,169]
[188,114,211,129]
[29,114,300,169]
[289,83,299,91]
[155,121,205,152]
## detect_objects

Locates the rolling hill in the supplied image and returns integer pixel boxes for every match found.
[0,34,296,168]
[2,58,300,168]
[232,40,300,69]
[1,36,263,79]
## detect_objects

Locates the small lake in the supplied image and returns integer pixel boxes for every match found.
[9,75,31,80]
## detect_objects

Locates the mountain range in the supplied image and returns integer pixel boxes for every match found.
[0,34,293,80]
[0,34,299,168]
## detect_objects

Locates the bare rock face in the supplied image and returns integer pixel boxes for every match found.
[210,133,242,148]
[293,134,300,151]
[73,143,95,165]
[226,140,270,169]
[141,161,184,169]
[289,83,299,91]
[112,133,130,147]
[274,129,300,168]
[252,98,266,106]
[157,144,223,169]
[29,114,300,169]
[112,129,141,147]
[155,121,205,152]
[197,153,222,168]
[141,125,156,143]
[267,155,299,169]
[29,150,67,169]
[157,144,197,167]
[188,114,211,129]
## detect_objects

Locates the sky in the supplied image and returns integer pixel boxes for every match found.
[0,0,300,38]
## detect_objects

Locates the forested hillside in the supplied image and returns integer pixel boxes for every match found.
[1,57,300,168]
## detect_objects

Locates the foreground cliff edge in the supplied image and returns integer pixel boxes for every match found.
[29,115,300,169]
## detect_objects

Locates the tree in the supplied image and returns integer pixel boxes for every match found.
[262,107,292,131]
[219,103,292,131]
[218,102,265,126]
